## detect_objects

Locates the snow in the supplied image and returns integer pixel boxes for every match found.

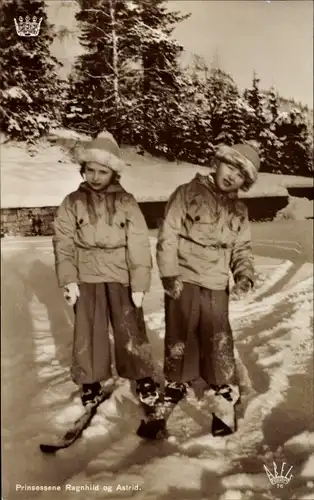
[2,226,313,500]
[48,127,90,141]
[275,196,313,220]
[2,86,33,103]
[1,139,313,208]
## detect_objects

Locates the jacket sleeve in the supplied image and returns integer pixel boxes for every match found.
[125,195,152,293]
[156,185,187,278]
[53,194,78,288]
[230,208,255,285]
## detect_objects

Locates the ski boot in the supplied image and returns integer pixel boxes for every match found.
[81,382,106,406]
[164,381,191,413]
[210,384,237,437]
[135,377,167,440]
[155,380,191,436]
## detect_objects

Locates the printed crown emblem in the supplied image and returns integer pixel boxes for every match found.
[263,461,293,486]
[14,16,42,37]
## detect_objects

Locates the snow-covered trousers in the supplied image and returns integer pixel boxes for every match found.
[164,283,238,388]
[71,283,154,385]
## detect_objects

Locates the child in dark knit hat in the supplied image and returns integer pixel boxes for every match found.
[53,131,164,438]
[153,142,261,437]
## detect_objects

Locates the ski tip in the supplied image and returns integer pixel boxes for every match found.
[39,443,58,454]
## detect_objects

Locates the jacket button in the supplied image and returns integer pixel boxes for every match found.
[195,216,200,221]
[120,222,125,228]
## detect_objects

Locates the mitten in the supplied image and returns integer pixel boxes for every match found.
[132,291,144,308]
[161,276,183,300]
[63,282,80,306]
[231,277,253,300]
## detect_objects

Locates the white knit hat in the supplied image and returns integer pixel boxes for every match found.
[75,131,125,173]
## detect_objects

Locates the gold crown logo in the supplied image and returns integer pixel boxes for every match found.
[14,16,42,37]
[263,462,293,487]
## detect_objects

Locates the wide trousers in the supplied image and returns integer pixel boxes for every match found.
[71,282,154,385]
[164,282,238,387]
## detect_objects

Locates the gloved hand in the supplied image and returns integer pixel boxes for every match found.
[63,282,80,306]
[132,291,144,308]
[161,276,183,300]
[231,277,253,300]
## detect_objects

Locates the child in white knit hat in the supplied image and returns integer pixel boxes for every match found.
[53,131,163,438]
[154,142,261,438]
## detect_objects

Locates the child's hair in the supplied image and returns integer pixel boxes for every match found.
[79,162,86,177]
[79,162,121,183]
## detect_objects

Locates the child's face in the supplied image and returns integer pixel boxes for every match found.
[215,161,246,192]
[84,162,114,190]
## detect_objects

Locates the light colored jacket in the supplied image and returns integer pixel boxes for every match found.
[53,181,152,292]
[156,174,254,290]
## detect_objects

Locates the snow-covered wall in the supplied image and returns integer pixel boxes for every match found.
[1,139,313,235]
[1,140,312,208]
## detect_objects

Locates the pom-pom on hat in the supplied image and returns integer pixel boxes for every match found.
[214,142,261,191]
[75,131,125,173]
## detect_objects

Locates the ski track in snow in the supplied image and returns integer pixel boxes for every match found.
[1,233,313,500]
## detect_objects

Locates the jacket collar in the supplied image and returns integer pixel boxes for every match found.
[77,181,127,226]
[78,181,126,197]
[194,173,238,200]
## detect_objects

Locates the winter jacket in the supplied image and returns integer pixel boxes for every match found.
[156,174,254,290]
[53,181,152,292]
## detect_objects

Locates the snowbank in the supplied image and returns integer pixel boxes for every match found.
[2,234,313,500]
[1,138,312,208]
[275,196,313,220]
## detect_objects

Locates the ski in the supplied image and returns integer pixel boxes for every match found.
[39,391,112,453]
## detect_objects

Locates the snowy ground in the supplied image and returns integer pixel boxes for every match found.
[2,223,313,500]
[1,139,313,207]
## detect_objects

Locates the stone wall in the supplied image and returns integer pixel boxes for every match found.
[1,207,55,236]
[0,197,287,236]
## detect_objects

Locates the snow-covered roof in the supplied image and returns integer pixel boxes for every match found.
[0,140,312,208]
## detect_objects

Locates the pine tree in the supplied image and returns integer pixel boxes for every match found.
[244,73,267,137]
[170,57,213,164]
[174,63,242,165]
[276,108,313,176]
[0,0,62,141]
[216,85,248,145]
[268,87,279,122]
[261,88,283,173]
[63,0,143,140]
[244,73,268,162]
[136,0,189,155]
[204,68,238,143]
[64,0,187,148]
[168,71,214,165]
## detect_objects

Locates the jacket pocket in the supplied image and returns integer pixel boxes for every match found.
[184,208,219,247]
[75,218,95,247]
[111,217,127,247]
[224,215,242,245]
